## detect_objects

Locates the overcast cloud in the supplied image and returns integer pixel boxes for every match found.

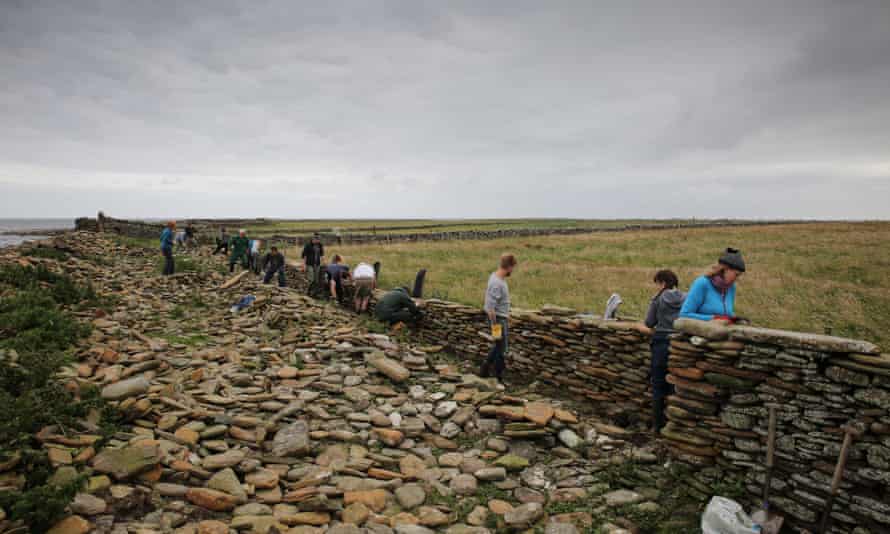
[1,0,888,219]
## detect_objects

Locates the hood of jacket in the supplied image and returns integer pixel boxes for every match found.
[660,289,686,309]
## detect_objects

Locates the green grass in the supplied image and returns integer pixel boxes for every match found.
[294,222,890,348]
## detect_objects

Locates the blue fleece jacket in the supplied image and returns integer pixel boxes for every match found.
[160,228,174,251]
[678,275,735,321]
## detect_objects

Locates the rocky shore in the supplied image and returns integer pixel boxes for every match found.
[0,233,690,534]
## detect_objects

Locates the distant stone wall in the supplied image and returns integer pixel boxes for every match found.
[278,261,888,532]
[75,213,217,243]
[77,213,818,246]
[268,220,812,246]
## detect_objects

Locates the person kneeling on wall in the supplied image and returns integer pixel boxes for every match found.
[375,287,423,326]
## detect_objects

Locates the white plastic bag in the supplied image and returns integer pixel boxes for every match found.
[701,496,759,534]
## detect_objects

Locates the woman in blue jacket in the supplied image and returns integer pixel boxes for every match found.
[679,248,745,322]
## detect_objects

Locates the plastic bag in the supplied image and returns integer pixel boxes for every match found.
[230,294,256,314]
[701,496,759,534]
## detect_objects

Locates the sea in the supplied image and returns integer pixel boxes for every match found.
[0,218,74,248]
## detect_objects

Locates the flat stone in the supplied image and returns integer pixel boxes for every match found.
[342,502,370,524]
[524,402,554,426]
[504,503,544,527]
[343,489,390,512]
[186,487,241,511]
[366,352,411,382]
[47,515,91,534]
[603,489,643,507]
[450,473,478,495]
[494,454,529,471]
[207,468,247,501]
[272,421,312,457]
[90,443,159,480]
[101,376,150,400]
[70,493,107,516]
[729,325,880,354]
[395,483,426,509]
[203,449,247,470]
[197,520,229,534]
[474,467,507,481]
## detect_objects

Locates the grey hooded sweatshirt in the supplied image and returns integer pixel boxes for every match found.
[645,289,686,335]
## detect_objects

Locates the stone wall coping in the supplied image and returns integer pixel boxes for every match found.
[674,317,880,354]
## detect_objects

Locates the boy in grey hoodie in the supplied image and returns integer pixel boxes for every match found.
[644,270,686,432]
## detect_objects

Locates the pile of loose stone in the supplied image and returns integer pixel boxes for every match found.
[0,233,686,534]
[664,318,890,533]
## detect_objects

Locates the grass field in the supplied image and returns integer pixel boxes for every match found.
[287,222,890,349]
[244,218,704,237]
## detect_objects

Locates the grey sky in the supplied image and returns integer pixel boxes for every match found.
[1,0,888,219]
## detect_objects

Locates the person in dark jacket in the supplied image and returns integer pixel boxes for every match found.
[375,287,423,325]
[229,229,250,273]
[644,269,686,432]
[159,221,176,276]
[213,227,229,255]
[301,234,325,290]
[325,255,350,301]
[262,246,287,287]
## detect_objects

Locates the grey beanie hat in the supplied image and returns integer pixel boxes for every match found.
[719,248,746,272]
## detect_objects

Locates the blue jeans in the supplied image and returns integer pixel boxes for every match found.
[484,317,509,379]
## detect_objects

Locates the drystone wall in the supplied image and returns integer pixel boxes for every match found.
[76,213,816,246]
[278,263,888,532]
[266,220,809,247]
[665,318,889,532]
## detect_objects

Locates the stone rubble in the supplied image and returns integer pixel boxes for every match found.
[0,233,675,534]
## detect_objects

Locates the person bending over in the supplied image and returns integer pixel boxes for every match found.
[325,255,350,302]
[352,261,376,314]
[375,287,422,326]
[644,269,685,432]
[262,246,287,287]
[679,248,745,323]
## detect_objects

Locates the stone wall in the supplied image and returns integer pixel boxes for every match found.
[265,220,812,247]
[277,262,888,532]
[76,213,817,246]
[664,318,889,532]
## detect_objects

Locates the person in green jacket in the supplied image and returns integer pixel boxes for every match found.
[375,287,423,325]
[229,229,250,273]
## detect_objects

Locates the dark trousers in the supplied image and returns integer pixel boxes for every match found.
[263,267,286,287]
[482,317,508,379]
[384,308,422,325]
[651,334,672,431]
[162,248,175,276]
[229,253,248,273]
[213,240,228,255]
